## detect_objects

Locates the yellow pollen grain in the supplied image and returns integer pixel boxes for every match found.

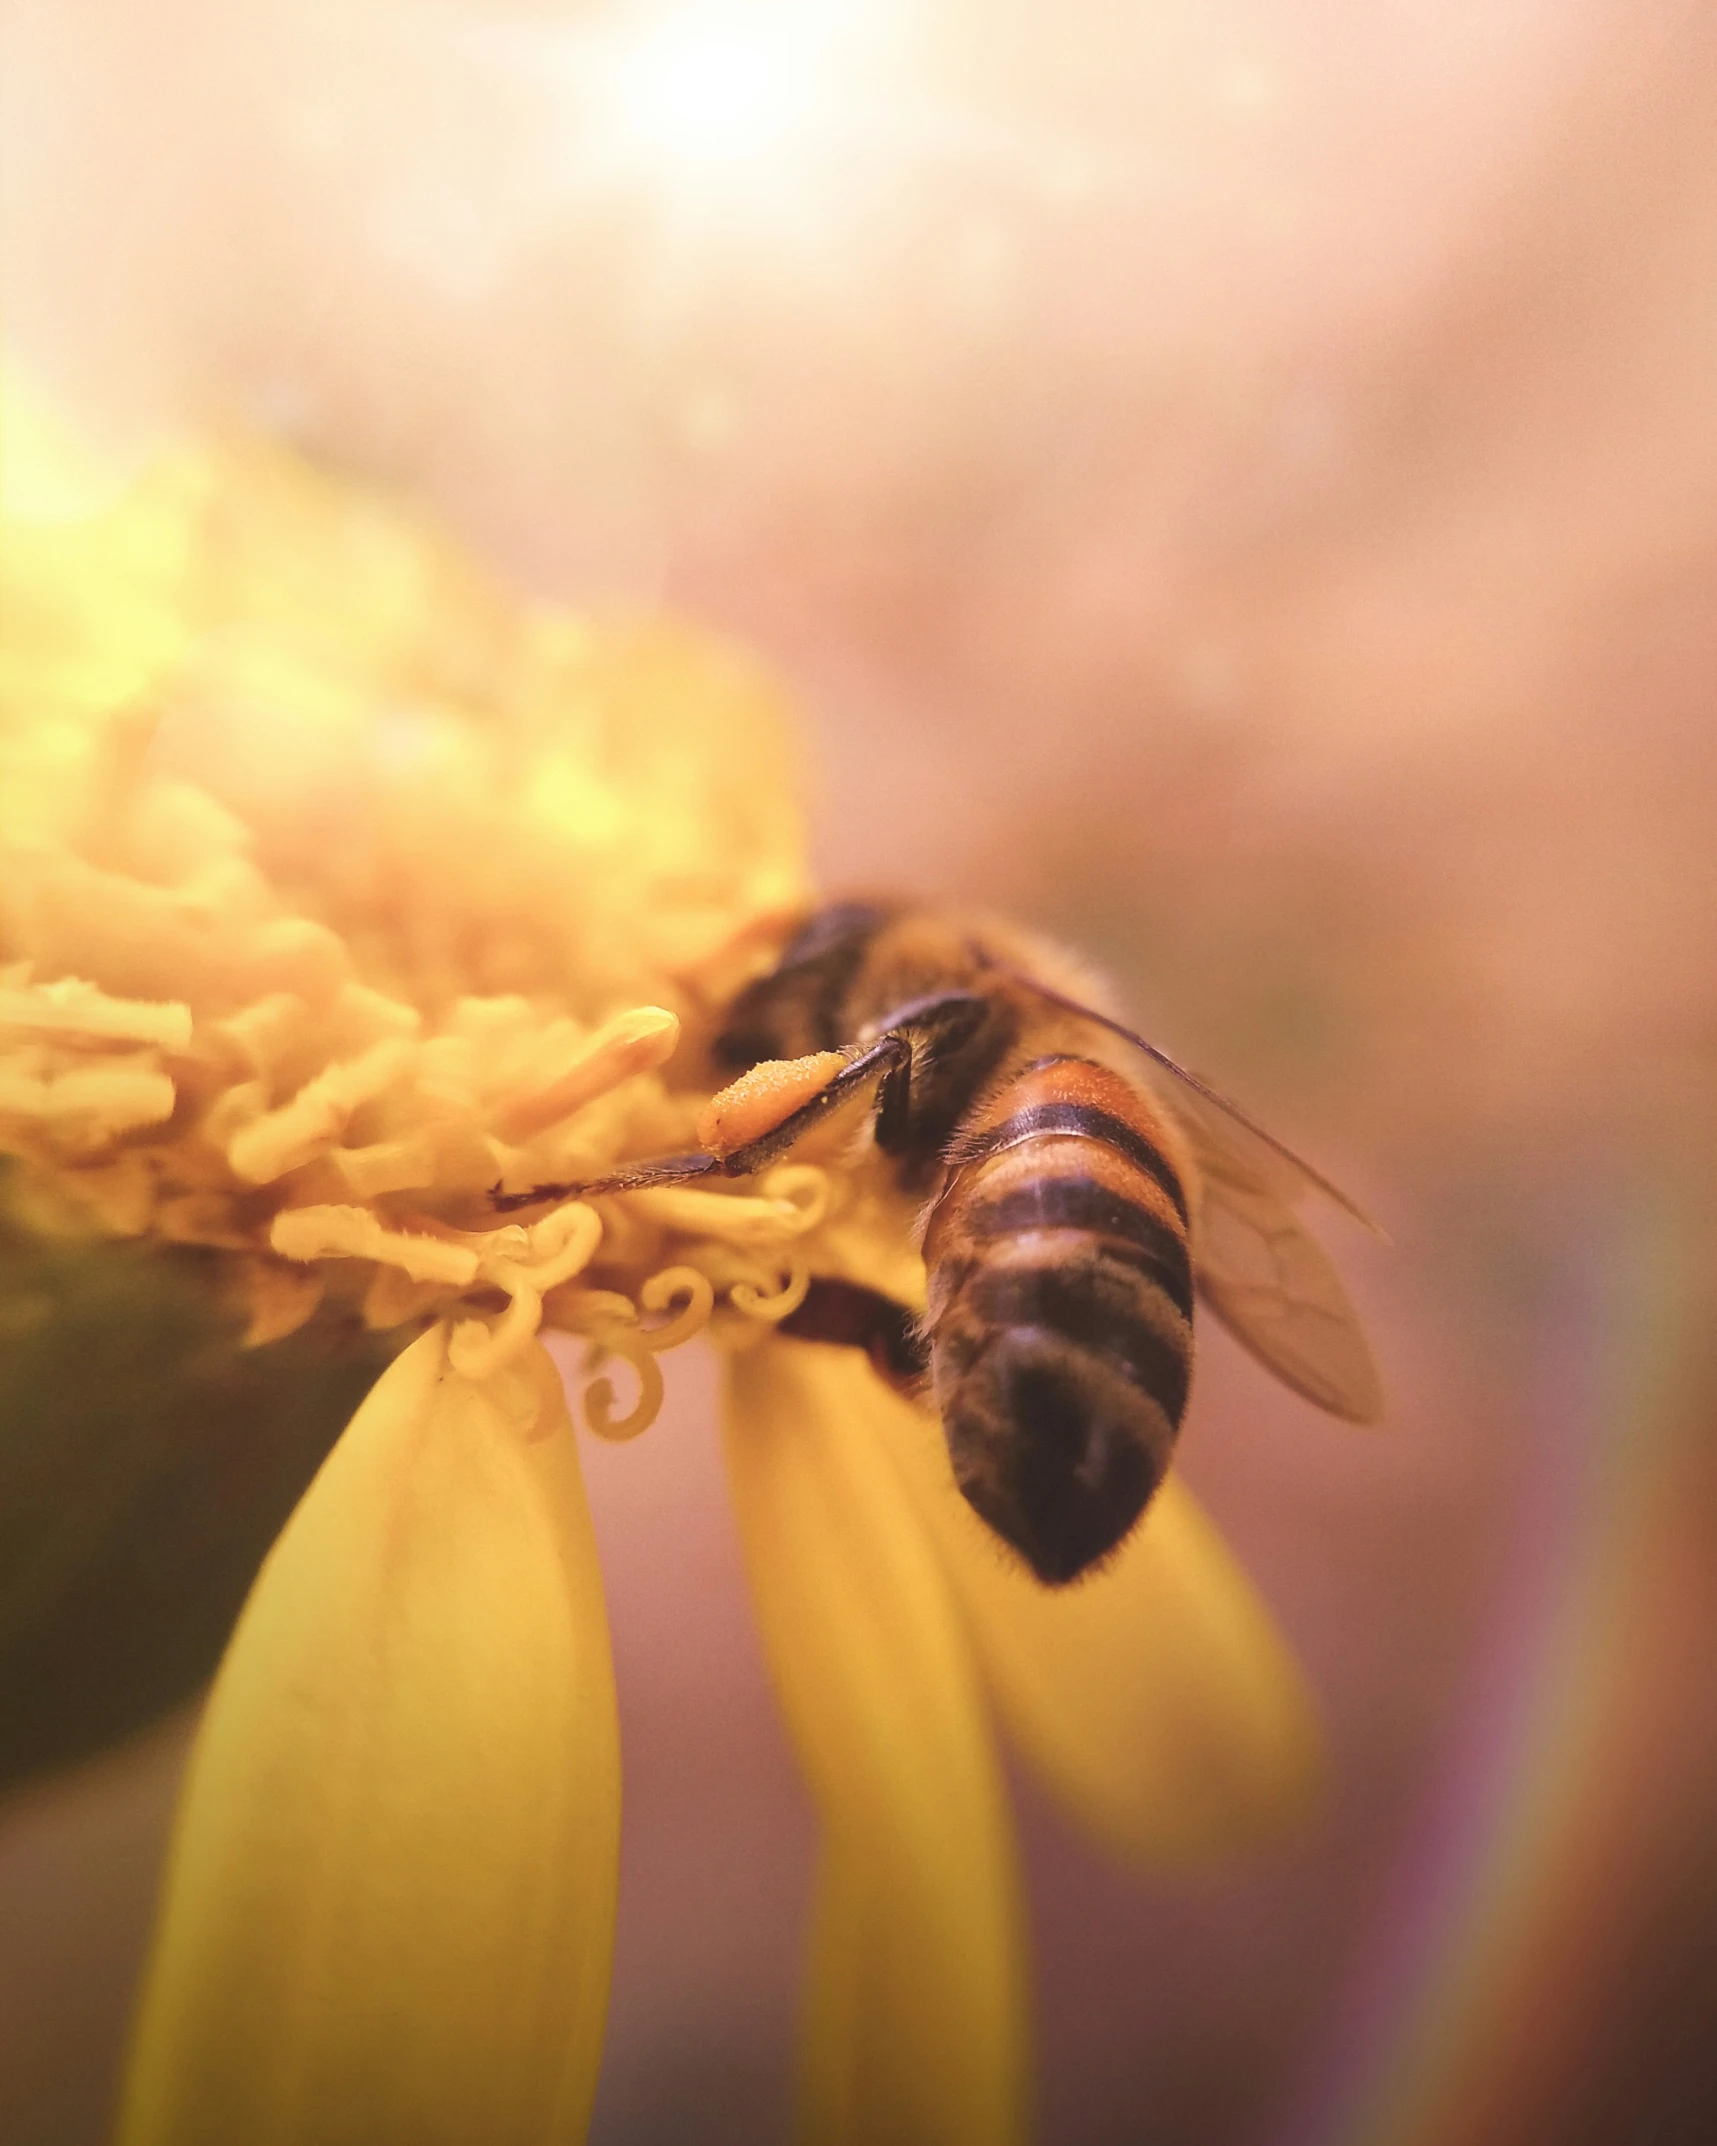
[694,1050,848,1158]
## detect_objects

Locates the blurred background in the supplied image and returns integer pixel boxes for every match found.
[3,1,1716,2141]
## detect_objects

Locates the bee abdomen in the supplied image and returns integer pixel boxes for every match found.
[955,1099,1191,1226]
[924,1061,1196,1585]
[963,1175,1195,1319]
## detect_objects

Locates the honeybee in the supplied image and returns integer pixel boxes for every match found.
[498,901,1383,1584]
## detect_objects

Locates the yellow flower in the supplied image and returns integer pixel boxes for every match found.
[0,372,1320,2145]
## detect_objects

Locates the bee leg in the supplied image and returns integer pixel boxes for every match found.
[863,990,992,1052]
[859,992,992,1154]
[488,1034,914,1212]
[776,1278,930,1395]
[494,1000,985,1213]
[709,1032,913,1175]
[489,1150,725,1210]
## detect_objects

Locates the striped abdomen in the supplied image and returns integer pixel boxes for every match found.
[921,1057,1195,1585]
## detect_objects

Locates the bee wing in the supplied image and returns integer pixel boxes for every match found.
[1159,1091,1383,1424]
[956,961,1384,1420]
[993,960,1384,1233]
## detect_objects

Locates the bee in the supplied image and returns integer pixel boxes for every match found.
[497,901,1383,1585]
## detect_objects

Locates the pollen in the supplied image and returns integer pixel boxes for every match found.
[694,1048,850,1157]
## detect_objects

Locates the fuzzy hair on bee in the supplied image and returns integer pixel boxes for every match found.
[495,900,1384,1586]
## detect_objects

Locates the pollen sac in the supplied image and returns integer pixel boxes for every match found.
[694,1049,847,1158]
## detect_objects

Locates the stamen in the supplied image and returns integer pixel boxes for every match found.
[332,1137,440,1198]
[212,993,312,1077]
[636,1264,718,1350]
[758,1164,831,1233]
[271,1204,482,1287]
[581,1332,665,1441]
[46,1152,156,1235]
[228,1038,418,1184]
[481,1204,604,1296]
[0,977,193,1051]
[450,1287,544,1380]
[551,1286,644,1332]
[492,1005,681,1142]
[730,1258,811,1322]
[624,1163,830,1248]
[0,1051,177,1144]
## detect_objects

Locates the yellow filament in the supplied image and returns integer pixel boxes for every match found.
[729,1259,810,1322]
[0,1053,177,1139]
[227,1038,417,1184]
[514,1203,604,1289]
[237,1259,326,1348]
[269,1206,480,1288]
[212,993,312,1077]
[624,1165,828,1250]
[581,1333,665,1442]
[361,1265,445,1333]
[451,1208,607,1380]
[0,977,194,1050]
[450,1289,544,1381]
[758,1163,831,1232]
[636,1264,717,1350]
[492,1005,681,1142]
[550,1288,642,1334]
[331,1137,440,1198]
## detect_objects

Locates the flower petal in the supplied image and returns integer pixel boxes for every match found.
[118,1325,620,2146]
[872,1379,1324,1864]
[724,1341,1029,2146]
